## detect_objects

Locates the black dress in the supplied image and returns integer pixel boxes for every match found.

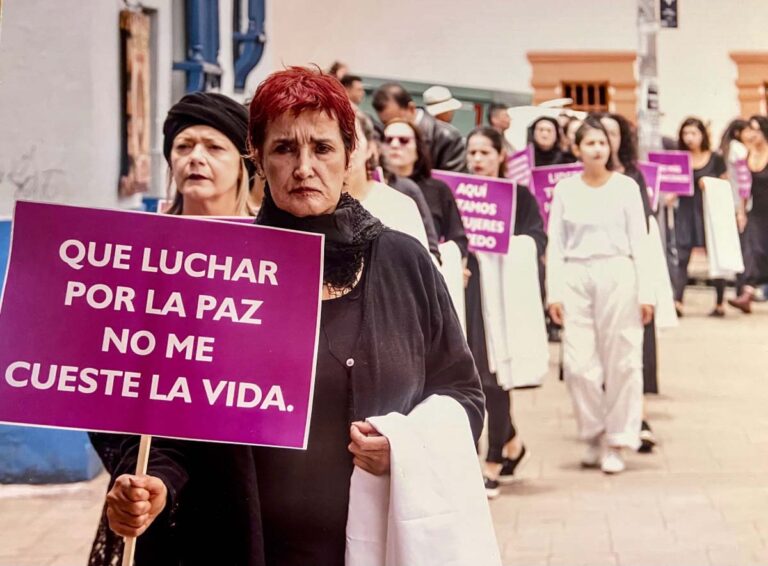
[676,153,727,249]
[744,163,768,285]
[465,186,547,463]
[91,230,484,566]
[673,153,727,302]
[625,167,659,395]
[414,176,469,257]
[253,278,363,566]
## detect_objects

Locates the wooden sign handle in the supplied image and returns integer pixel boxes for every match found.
[121,434,153,566]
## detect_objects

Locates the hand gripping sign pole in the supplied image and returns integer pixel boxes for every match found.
[122,434,152,566]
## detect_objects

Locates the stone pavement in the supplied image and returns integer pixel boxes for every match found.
[492,286,768,566]
[1,287,767,566]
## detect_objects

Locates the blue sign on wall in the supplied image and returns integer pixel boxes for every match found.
[0,219,10,285]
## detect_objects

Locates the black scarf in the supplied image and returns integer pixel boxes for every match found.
[256,187,385,291]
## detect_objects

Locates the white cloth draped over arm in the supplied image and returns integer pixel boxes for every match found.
[345,395,502,566]
[702,176,744,278]
[625,183,655,306]
[478,238,549,389]
[545,185,566,305]
[647,217,679,328]
[437,241,466,336]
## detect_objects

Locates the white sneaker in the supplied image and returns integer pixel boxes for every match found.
[601,448,626,474]
[581,437,603,468]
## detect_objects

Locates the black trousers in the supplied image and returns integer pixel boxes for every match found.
[481,372,516,464]
[674,244,725,304]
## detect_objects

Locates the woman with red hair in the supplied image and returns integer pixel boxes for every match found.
[102,67,484,566]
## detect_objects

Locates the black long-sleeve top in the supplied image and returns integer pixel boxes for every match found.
[515,185,548,255]
[413,176,470,257]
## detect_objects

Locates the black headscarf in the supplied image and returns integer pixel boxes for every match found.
[256,187,385,292]
[162,92,256,180]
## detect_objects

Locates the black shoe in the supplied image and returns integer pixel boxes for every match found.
[484,476,500,499]
[498,445,527,484]
[638,420,656,453]
[708,307,725,318]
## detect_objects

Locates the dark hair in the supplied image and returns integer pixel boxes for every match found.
[677,117,710,151]
[355,110,377,179]
[340,74,362,88]
[328,61,347,79]
[383,118,432,181]
[527,116,562,148]
[604,113,638,172]
[574,116,615,171]
[750,115,768,143]
[719,118,749,156]
[372,82,413,113]
[467,126,507,177]
[247,66,356,165]
[487,102,508,125]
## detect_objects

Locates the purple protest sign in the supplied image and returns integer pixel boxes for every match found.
[530,163,584,229]
[638,161,662,212]
[505,144,534,186]
[733,159,752,199]
[0,202,324,449]
[371,166,385,183]
[647,150,693,196]
[432,170,516,254]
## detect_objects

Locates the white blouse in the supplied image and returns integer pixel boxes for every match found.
[361,182,430,252]
[546,172,653,305]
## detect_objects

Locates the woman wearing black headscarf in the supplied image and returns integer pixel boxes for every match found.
[100,68,484,566]
[527,116,578,167]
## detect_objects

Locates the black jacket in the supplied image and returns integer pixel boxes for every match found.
[101,230,484,566]
[417,110,466,172]
[414,176,470,258]
[389,174,442,260]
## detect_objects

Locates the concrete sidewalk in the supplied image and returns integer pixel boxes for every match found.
[493,286,768,566]
[1,287,767,565]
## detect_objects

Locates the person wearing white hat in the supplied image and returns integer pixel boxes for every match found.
[372,82,466,172]
[424,85,462,124]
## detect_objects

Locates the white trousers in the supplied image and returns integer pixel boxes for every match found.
[562,256,643,450]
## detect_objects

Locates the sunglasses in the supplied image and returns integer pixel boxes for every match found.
[384,135,414,146]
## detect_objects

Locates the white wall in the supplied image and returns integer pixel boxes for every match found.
[0,0,123,217]
[3,1,767,219]
[258,0,768,140]
[260,0,636,93]
[656,0,768,142]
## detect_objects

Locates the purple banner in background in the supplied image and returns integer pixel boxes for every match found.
[371,166,385,183]
[733,159,752,199]
[432,170,516,254]
[530,163,584,229]
[0,202,324,448]
[647,150,693,196]
[638,161,662,212]
[505,144,534,186]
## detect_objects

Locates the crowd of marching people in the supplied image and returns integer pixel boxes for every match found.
[86,62,768,564]
[336,61,768,485]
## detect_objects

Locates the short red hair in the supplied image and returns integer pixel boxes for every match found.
[248,66,357,163]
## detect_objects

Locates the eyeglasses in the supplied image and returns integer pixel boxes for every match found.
[384,136,414,146]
